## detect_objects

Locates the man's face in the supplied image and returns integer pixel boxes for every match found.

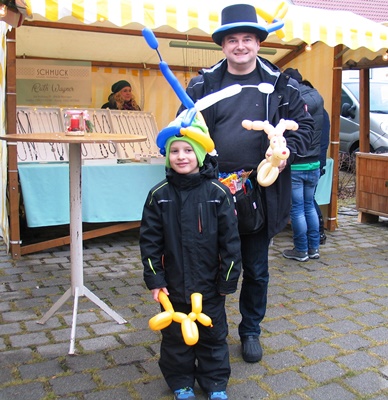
[221,32,260,72]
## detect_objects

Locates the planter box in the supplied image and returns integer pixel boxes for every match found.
[356,152,388,222]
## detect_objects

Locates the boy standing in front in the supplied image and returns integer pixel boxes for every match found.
[139,115,241,400]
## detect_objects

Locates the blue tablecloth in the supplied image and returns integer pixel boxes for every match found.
[315,158,333,206]
[18,158,333,228]
[18,162,166,227]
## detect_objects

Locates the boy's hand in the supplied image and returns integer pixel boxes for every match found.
[151,287,169,302]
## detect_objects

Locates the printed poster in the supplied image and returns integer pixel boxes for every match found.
[16,59,91,106]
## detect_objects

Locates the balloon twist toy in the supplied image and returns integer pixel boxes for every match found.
[255,1,288,40]
[149,292,213,346]
[242,119,298,187]
[156,110,215,156]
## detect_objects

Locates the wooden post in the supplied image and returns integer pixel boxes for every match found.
[327,45,343,231]
[5,28,21,259]
[358,69,370,153]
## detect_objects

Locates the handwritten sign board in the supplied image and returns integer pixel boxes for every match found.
[16,59,92,106]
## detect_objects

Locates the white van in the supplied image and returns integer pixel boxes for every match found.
[340,80,388,157]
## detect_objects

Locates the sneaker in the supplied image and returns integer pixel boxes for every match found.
[308,249,320,259]
[208,391,228,400]
[283,248,309,262]
[320,233,327,245]
[241,335,263,363]
[174,387,196,400]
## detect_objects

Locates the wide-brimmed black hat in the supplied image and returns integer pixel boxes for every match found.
[212,4,268,46]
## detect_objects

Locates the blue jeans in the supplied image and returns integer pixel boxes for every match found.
[290,169,320,252]
[238,229,270,338]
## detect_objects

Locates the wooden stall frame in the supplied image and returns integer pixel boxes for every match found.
[326,45,342,232]
[19,222,141,256]
[5,16,384,258]
[5,29,22,259]
[5,29,143,259]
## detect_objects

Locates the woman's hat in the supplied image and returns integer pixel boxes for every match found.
[212,4,269,46]
[111,80,131,94]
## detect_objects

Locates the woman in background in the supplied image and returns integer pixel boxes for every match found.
[101,80,141,110]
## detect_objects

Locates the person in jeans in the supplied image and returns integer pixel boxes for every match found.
[177,5,314,364]
[282,68,324,261]
[315,108,330,245]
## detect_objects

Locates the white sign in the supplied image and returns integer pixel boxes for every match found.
[16,59,92,106]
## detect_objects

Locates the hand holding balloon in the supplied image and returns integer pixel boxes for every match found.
[149,292,213,346]
[242,119,298,187]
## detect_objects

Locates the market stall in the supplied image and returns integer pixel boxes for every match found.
[1,0,388,258]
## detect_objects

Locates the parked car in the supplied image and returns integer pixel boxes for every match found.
[340,80,388,160]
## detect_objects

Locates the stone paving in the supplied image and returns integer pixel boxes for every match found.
[0,205,387,400]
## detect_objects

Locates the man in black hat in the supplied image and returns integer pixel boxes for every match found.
[178,4,314,364]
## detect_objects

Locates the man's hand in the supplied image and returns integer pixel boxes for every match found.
[278,159,287,173]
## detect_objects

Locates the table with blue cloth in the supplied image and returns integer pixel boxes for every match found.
[18,162,166,227]
[18,158,333,228]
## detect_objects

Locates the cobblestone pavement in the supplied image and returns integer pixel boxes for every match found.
[0,206,387,400]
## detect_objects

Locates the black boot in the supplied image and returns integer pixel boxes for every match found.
[319,215,326,245]
[320,232,327,245]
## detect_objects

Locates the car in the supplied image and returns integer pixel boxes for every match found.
[340,80,388,161]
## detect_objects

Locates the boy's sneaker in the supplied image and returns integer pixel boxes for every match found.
[308,249,320,259]
[283,248,309,262]
[174,387,196,400]
[208,391,228,400]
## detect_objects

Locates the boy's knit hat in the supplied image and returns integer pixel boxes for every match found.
[165,136,207,168]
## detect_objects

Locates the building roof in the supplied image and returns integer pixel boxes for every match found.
[291,0,388,23]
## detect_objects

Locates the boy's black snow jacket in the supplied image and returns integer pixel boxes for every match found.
[140,157,242,304]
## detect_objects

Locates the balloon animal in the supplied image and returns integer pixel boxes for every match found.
[255,1,289,40]
[242,119,298,187]
[149,291,213,346]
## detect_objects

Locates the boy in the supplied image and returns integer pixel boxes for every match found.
[139,118,241,400]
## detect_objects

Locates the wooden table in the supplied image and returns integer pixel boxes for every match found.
[1,132,146,354]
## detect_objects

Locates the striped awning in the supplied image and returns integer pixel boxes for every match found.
[283,5,388,52]
[22,0,388,53]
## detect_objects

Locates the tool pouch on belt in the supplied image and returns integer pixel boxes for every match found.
[233,182,265,235]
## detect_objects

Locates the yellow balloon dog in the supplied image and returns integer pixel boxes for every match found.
[149,292,213,346]
[242,118,298,187]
